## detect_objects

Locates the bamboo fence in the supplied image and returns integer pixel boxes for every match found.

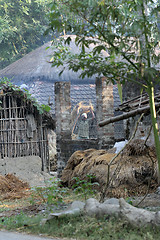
[0,92,49,170]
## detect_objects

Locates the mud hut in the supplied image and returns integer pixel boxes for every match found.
[0,82,55,171]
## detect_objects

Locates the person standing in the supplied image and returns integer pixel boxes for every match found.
[78,108,95,139]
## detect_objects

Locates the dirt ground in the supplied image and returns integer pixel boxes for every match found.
[0,140,160,216]
[0,156,55,201]
[0,156,55,187]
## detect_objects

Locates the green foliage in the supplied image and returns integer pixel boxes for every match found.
[72,175,99,200]
[41,104,51,113]
[0,77,51,114]
[125,197,133,206]
[0,0,52,69]
[48,0,160,178]
[48,0,160,86]
[0,77,14,88]
[30,177,68,208]
[1,213,160,240]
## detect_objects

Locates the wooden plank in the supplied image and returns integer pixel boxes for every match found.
[117,91,160,112]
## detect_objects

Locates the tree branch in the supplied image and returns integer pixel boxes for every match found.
[60,1,139,71]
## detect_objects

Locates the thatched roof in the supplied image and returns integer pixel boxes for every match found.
[0,36,101,114]
[0,36,122,133]
[1,35,159,84]
[0,36,96,84]
[0,36,100,115]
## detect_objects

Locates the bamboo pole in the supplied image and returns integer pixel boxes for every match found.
[39,116,44,171]
[19,107,22,156]
[0,118,27,121]
[0,110,2,158]
[43,127,46,169]
[24,104,27,156]
[3,95,7,157]
[0,129,27,132]
[45,127,49,171]
[10,96,13,157]
[22,105,26,157]
[99,102,160,127]
[15,97,18,157]
[117,91,160,111]
[0,140,47,144]
[35,119,39,156]
[8,95,11,157]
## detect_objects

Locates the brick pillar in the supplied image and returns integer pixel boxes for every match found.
[55,82,71,175]
[96,77,115,149]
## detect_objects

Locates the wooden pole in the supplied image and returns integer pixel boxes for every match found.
[3,95,7,157]
[8,95,11,157]
[99,102,160,127]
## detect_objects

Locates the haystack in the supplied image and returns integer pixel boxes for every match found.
[0,174,29,200]
[61,140,158,198]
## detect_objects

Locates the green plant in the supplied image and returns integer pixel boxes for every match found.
[48,0,160,181]
[125,197,133,206]
[0,0,52,69]
[1,213,160,240]
[0,77,51,114]
[41,104,51,113]
[72,175,99,200]
[30,177,68,209]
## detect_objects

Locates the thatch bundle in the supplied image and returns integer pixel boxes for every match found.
[61,140,158,198]
[122,139,151,156]
[0,175,12,193]
[0,174,29,200]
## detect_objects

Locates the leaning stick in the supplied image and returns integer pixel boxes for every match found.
[100,113,144,202]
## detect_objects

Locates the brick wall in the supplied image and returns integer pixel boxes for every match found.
[55,79,122,175]
[96,78,115,148]
[55,82,72,174]
[113,85,125,141]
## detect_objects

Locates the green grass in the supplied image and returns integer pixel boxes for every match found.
[0,197,32,212]
[0,212,160,240]
[0,179,160,240]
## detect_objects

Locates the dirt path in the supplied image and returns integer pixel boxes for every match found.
[0,230,70,240]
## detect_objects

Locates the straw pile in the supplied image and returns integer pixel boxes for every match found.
[0,174,29,200]
[61,140,158,198]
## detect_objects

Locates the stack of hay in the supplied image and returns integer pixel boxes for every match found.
[61,140,158,198]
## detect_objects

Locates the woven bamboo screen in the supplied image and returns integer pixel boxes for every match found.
[0,92,49,170]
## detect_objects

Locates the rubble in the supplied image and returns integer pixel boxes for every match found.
[42,197,160,227]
